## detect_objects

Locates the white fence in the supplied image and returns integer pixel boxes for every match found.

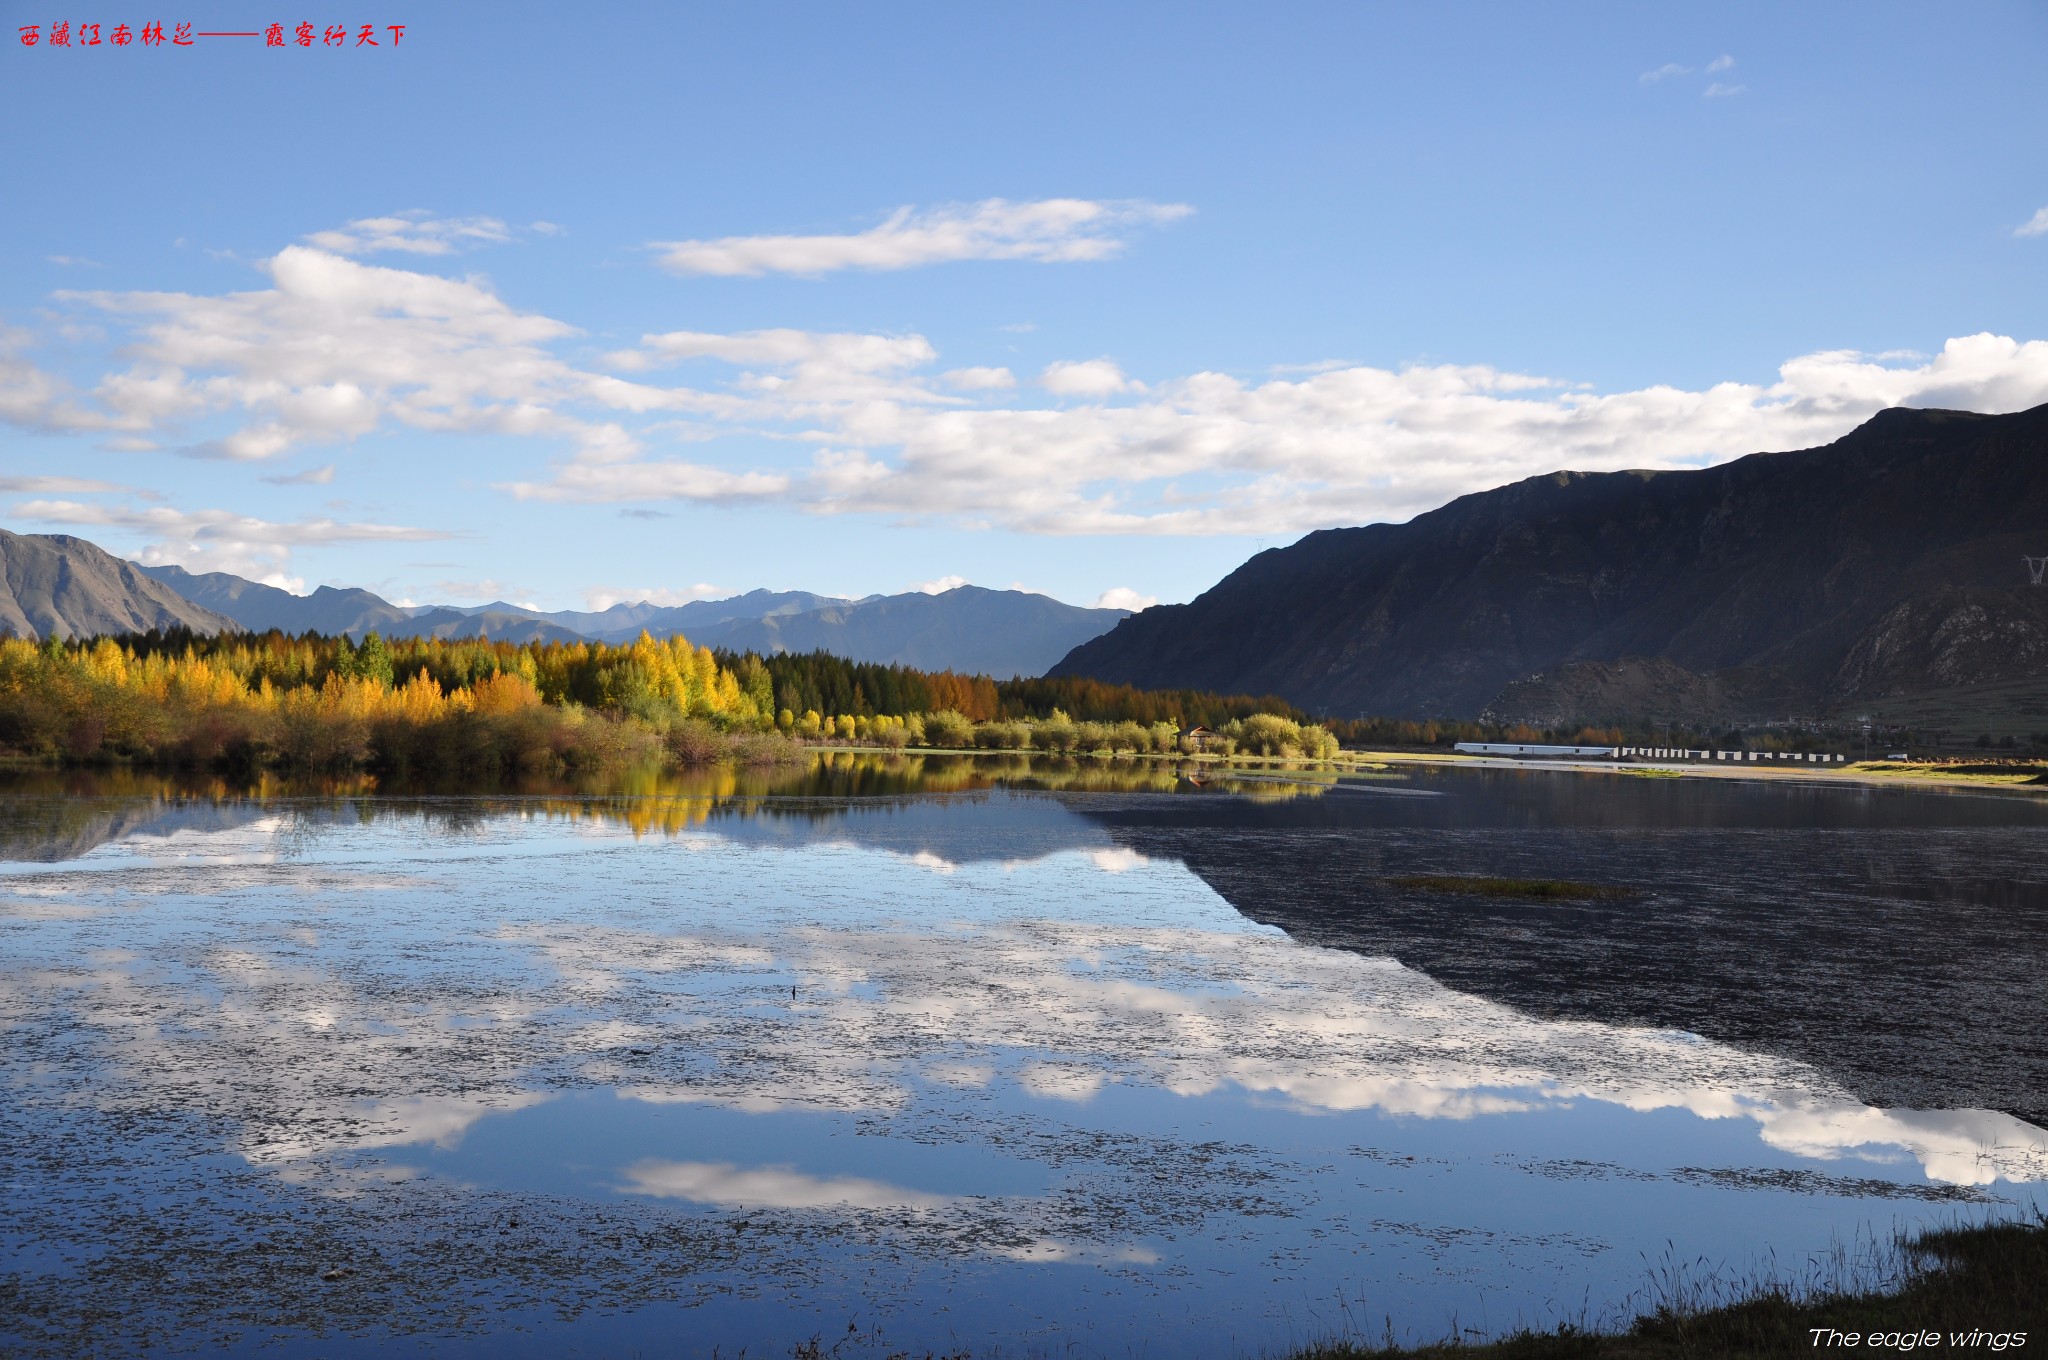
[1454,743,1848,763]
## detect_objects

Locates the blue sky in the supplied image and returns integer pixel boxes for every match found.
[3,0,2046,612]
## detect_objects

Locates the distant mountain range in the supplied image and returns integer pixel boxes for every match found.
[2,542,1128,677]
[141,567,1123,677]
[1,530,236,641]
[1052,404,2048,723]
[137,564,594,645]
[689,587,1131,678]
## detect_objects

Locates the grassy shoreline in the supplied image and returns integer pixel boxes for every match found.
[1285,1217,2043,1358]
[1352,748,2048,796]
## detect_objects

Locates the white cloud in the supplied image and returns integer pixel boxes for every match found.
[17,234,2048,547]
[1042,358,1139,397]
[1643,58,1739,96]
[0,326,116,434]
[649,198,1192,277]
[259,464,336,486]
[508,460,790,505]
[2015,208,2048,239]
[582,583,729,611]
[11,498,449,584]
[47,245,685,463]
[0,475,130,494]
[305,211,515,257]
[604,328,942,406]
[46,254,102,268]
[911,574,969,594]
[1091,587,1156,612]
[428,579,530,604]
[942,366,1016,391]
[514,330,2048,539]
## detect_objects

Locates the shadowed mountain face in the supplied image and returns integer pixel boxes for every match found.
[0,532,237,641]
[1052,405,2048,719]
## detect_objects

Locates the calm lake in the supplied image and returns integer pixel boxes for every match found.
[3,755,2044,1357]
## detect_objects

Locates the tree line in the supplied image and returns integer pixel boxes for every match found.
[728,650,1304,728]
[0,629,1341,773]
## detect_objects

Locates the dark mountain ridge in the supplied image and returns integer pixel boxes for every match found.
[1052,405,2048,719]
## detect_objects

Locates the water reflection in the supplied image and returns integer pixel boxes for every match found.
[2,763,2044,1358]
[1079,768,2048,1123]
[0,752,1346,864]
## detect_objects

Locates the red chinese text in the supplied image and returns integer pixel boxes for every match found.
[21,21,409,52]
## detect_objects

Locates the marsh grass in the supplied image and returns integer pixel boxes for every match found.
[1284,1216,2046,1358]
[1388,875,1638,901]
[1845,760,2048,789]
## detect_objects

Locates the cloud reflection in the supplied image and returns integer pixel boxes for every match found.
[621,1159,956,1211]
[521,913,2045,1188]
[7,826,2042,1217]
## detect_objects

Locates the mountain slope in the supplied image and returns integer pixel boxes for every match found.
[1,531,237,641]
[693,586,1129,677]
[139,567,590,644]
[1051,405,2048,718]
[140,565,415,636]
[146,568,849,646]
[560,591,857,644]
[136,560,1122,673]
[385,607,589,645]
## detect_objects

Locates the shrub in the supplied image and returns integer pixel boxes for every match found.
[1111,719,1150,753]
[1073,720,1114,753]
[923,709,975,747]
[666,719,725,764]
[1236,712,1304,756]
[1034,709,1078,753]
[978,720,1034,750]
